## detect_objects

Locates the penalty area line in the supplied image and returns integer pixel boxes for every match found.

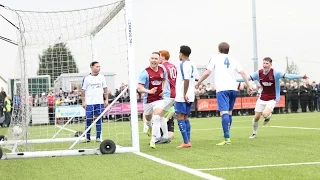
[134,152,224,180]
[196,162,320,171]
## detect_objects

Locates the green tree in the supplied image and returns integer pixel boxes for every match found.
[37,43,79,85]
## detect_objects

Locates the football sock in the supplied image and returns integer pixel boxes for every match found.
[229,114,233,127]
[160,117,169,139]
[252,119,259,134]
[178,120,188,144]
[221,114,230,139]
[185,119,191,142]
[151,115,161,142]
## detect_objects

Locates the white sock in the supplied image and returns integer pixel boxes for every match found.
[143,122,149,133]
[160,117,169,139]
[146,120,152,128]
[252,119,259,134]
[151,115,161,142]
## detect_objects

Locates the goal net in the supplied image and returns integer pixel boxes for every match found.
[0,0,140,159]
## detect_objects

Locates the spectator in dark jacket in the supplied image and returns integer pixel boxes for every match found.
[0,87,7,117]
[299,81,311,112]
[290,82,299,113]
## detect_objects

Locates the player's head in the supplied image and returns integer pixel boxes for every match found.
[159,50,170,63]
[179,45,191,60]
[262,57,273,72]
[218,42,230,54]
[90,61,100,75]
[149,52,160,68]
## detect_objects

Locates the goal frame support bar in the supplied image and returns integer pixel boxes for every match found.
[68,86,129,149]
[1,146,136,160]
[52,86,130,139]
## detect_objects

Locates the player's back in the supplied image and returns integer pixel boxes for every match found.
[162,61,177,98]
[208,54,242,92]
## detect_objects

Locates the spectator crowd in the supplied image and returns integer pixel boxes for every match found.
[1,79,319,127]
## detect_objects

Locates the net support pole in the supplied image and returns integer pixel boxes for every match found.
[124,0,140,153]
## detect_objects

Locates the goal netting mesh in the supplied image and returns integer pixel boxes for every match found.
[1,0,140,159]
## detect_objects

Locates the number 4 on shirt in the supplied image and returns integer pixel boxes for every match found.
[224,57,230,68]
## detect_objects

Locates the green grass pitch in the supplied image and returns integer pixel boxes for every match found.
[0,113,319,180]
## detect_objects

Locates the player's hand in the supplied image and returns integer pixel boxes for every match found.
[148,87,157,94]
[82,101,87,109]
[159,89,164,96]
[302,74,308,79]
[184,95,190,103]
[247,87,253,96]
[194,81,199,87]
[104,100,109,108]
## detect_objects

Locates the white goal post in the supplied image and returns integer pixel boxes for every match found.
[0,0,140,160]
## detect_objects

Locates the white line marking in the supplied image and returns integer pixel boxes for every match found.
[190,116,320,124]
[269,126,320,130]
[135,152,224,180]
[196,162,320,171]
[192,127,251,131]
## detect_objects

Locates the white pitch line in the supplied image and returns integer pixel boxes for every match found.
[135,152,224,180]
[269,126,320,130]
[192,127,251,131]
[196,162,320,171]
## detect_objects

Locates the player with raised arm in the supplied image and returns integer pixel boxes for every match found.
[157,50,177,143]
[175,45,199,148]
[137,52,169,148]
[197,42,252,145]
[237,57,307,138]
[81,61,109,143]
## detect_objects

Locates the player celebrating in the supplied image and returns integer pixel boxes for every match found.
[175,45,199,148]
[81,61,109,143]
[138,52,169,148]
[237,57,307,138]
[157,50,176,142]
[197,42,252,145]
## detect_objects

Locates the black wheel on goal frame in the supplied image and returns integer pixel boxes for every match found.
[100,139,116,154]
[0,147,3,160]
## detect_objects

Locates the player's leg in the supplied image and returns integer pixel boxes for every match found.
[175,102,191,148]
[159,99,175,141]
[143,103,153,137]
[167,115,175,139]
[142,112,149,133]
[250,99,265,138]
[166,106,175,139]
[160,106,175,139]
[184,102,192,145]
[216,91,231,145]
[228,90,238,128]
[94,104,104,142]
[156,108,169,144]
[85,105,94,142]
[262,100,276,125]
[149,101,165,148]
